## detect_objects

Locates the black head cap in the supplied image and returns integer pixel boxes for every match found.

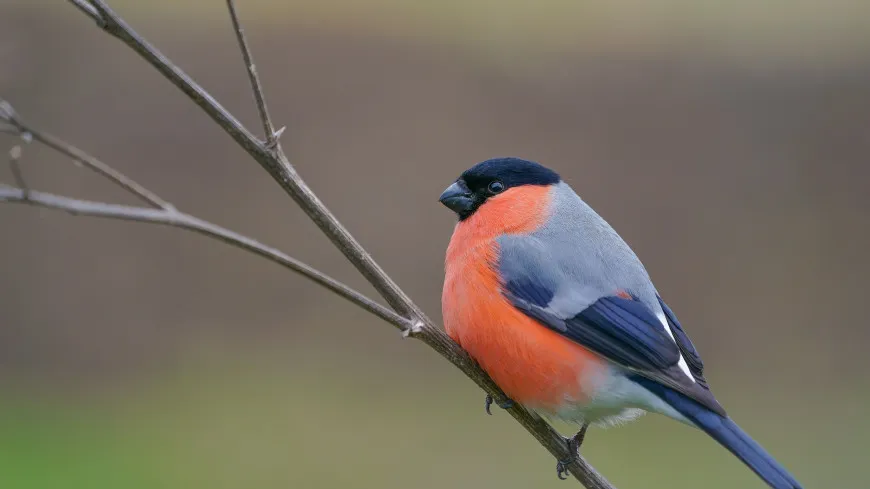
[439,157,561,220]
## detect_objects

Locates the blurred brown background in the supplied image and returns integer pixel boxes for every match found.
[1,1,868,488]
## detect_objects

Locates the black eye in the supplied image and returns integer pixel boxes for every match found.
[487,180,505,194]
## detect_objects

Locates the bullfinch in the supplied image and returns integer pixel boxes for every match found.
[439,157,801,489]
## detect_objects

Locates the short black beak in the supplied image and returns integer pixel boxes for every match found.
[439,180,474,215]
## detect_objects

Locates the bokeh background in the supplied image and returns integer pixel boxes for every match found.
[2,1,869,488]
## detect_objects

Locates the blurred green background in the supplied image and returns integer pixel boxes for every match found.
[2,1,869,488]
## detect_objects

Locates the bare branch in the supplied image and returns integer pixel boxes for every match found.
[0,100,170,210]
[0,103,406,333]
[24,2,621,486]
[70,0,422,322]
[0,186,409,331]
[225,0,283,151]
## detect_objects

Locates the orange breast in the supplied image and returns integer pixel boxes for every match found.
[442,186,605,410]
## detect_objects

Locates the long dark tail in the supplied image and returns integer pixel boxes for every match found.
[690,410,802,489]
[636,378,802,489]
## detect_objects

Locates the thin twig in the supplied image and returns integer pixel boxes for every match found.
[69,0,104,25]
[79,0,264,158]
[0,186,409,330]
[0,102,404,331]
[225,0,284,151]
[0,100,170,210]
[29,2,618,486]
[8,145,27,197]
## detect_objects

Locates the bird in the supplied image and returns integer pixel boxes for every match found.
[439,157,802,489]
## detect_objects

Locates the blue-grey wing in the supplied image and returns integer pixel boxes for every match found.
[497,226,724,415]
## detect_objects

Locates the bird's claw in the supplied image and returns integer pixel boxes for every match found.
[484,394,515,415]
[555,423,589,481]
[556,459,571,480]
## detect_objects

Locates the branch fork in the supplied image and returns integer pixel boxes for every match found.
[401,320,425,339]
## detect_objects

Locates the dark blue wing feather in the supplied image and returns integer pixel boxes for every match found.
[657,295,709,388]
[571,296,680,370]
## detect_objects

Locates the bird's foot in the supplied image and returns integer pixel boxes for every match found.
[484,394,515,415]
[556,423,589,480]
